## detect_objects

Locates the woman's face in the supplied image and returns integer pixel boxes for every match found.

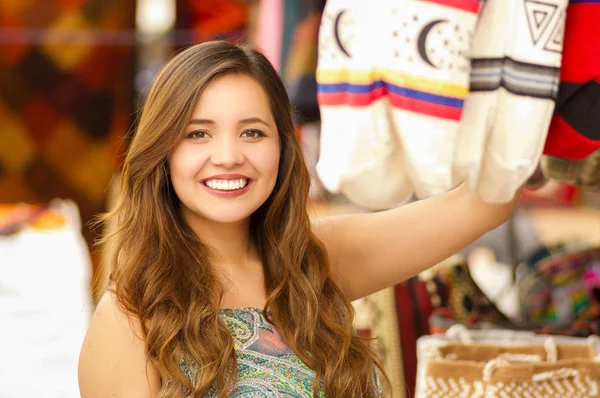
[169,73,280,227]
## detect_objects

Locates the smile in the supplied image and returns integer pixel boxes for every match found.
[202,178,251,198]
[203,178,248,191]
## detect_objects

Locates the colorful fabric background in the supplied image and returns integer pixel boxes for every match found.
[0,0,136,269]
[176,0,250,46]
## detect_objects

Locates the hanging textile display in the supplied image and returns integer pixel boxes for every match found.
[0,0,136,250]
[315,0,579,208]
[281,0,325,125]
[452,0,568,203]
[316,0,482,210]
[537,0,600,190]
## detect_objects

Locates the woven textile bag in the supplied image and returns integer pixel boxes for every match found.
[423,358,600,398]
[416,325,600,397]
[434,341,596,363]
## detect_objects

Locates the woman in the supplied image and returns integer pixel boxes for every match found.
[78,41,519,397]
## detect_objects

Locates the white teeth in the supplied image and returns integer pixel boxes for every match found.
[204,178,248,191]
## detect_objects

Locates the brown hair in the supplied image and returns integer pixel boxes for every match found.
[100,40,388,397]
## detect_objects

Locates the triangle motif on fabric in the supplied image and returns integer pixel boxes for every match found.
[544,9,566,53]
[534,10,546,26]
[524,0,558,45]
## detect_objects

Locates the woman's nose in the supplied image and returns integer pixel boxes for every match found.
[210,136,244,167]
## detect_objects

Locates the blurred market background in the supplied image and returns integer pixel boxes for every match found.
[1,1,599,397]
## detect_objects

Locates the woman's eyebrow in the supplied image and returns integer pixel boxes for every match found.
[188,117,271,128]
[238,117,271,128]
[189,118,215,126]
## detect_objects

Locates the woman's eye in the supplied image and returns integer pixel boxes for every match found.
[186,130,208,139]
[242,129,265,139]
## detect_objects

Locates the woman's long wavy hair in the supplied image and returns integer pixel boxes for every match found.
[100,40,389,397]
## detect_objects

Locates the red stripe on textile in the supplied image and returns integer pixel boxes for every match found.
[421,0,481,13]
[317,87,387,107]
[318,90,462,120]
[544,115,600,160]
[388,92,463,120]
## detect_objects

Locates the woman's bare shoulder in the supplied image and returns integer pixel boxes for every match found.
[78,291,161,397]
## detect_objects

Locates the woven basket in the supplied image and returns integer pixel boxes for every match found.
[423,358,600,398]
[416,325,600,397]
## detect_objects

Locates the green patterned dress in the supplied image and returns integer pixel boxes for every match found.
[180,308,382,397]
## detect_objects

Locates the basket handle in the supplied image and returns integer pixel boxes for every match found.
[544,337,557,362]
[445,324,473,343]
[532,368,580,382]
[483,354,543,381]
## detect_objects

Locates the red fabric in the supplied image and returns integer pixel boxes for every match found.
[176,0,249,45]
[394,279,434,397]
[543,3,600,159]
[558,4,600,82]
[423,0,481,13]
[395,283,417,398]
[544,115,600,160]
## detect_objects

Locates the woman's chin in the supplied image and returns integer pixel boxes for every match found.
[208,213,252,225]
[199,207,255,225]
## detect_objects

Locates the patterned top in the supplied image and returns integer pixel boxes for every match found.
[180,308,382,397]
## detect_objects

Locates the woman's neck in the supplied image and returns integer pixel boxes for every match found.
[181,209,266,309]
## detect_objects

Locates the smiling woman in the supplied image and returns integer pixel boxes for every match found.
[78,39,520,398]
[77,41,387,398]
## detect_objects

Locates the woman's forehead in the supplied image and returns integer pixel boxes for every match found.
[190,74,274,124]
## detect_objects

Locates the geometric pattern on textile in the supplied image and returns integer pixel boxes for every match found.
[0,0,136,249]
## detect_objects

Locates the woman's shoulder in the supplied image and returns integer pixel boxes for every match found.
[78,292,161,397]
[86,291,146,343]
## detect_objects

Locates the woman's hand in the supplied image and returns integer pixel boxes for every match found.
[455,182,524,232]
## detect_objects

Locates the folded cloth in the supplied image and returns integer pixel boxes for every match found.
[316,0,482,209]
[453,0,567,203]
[316,0,413,209]
[383,0,482,198]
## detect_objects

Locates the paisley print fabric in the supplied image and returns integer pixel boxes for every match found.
[180,307,382,397]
